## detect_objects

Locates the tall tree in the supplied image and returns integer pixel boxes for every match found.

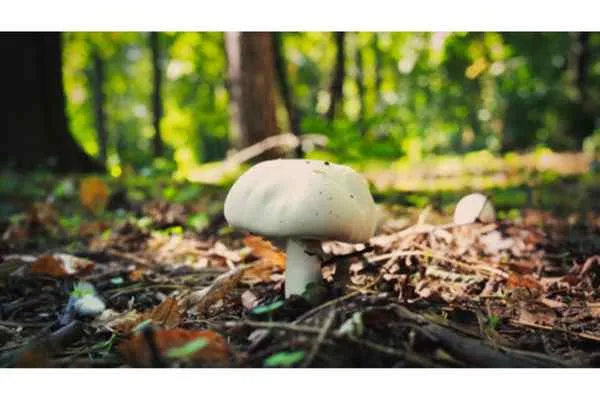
[354,33,366,134]
[326,32,346,122]
[225,32,279,150]
[568,32,595,147]
[372,33,383,110]
[91,48,108,164]
[272,32,302,157]
[272,33,301,137]
[150,32,164,157]
[0,32,100,172]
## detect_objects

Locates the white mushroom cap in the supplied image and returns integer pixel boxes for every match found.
[224,159,377,243]
[453,193,496,225]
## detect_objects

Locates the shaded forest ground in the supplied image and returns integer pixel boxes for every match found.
[2,152,600,367]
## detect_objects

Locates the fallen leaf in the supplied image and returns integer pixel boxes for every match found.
[186,265,252,314]
[506,273,542,291]
[145,297,181,329]
[31,254,95,278]
[118,329,232,367]
[243,235,286,267]
[588,303,600,319]
[27,202,59,228]
[79,221,110,237]
[241,259,285,285]
[516,304,557,326]
[80,176,109,213]
[241,290,260,310]
[539,298,567,309]
[263,350,305,367]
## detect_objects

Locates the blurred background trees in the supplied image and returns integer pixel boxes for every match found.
[1,32,599,175]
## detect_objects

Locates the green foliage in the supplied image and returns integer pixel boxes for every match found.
[60,32,600,176]
[250,300,285,315]
[165,338,209,360]
[263,350,305,367]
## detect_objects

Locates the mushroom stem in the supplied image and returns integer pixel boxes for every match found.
[285,239,322,298]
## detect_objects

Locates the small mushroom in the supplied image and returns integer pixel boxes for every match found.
[224,159,377,297]
[453,193,496,225]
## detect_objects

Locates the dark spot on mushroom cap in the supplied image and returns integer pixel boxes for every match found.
[324,161,330,166]
[350,194,355,199]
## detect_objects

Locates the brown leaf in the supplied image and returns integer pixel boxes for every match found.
[118,329,232,367]
[588,303,600,319]
[31,254,95,278]
[27,202,59,227]
[80,176,109,213]
[145,297,181,329]
[241,259,285,285]
[243,235,286,267]
[506,273,542,291]
[79,221,110,237]
[517,304,557,326]
[106,297,181,335]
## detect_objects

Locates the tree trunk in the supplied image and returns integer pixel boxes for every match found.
[224,32,279,151]
[372,33,383,110]
[91,49,108,164]
[150,32,164,158]
[0,32,100,172]
[354,33,366,135]
[272,32,302,157]
[568,32,595,147]
[326,32,346,122]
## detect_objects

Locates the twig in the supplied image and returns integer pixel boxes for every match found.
[106,249,156,268]
[320,246,374,267]
[511,319,600,343]
[293,271,386,325]
[0,320,52,328]
[302,309,336,367]
[228,320,320,335]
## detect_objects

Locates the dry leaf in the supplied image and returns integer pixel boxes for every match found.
[517,304,557,326]
[186,266,251,314]
[243,235,286,267]
[588,303,600,319]
[145,297,181,329]
[105,297,181,335]
[506,273,542,291]
[80,176,109,213]
[27,202,59,227]
[79,221,109,237]
[241,290,260,310]
[241,259,285,285]
[118,329,232,367]
[31,254,95,278]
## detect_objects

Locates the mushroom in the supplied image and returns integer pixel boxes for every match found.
[453,193,496,225]
[224,159,377,297]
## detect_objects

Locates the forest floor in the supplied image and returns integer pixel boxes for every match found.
[2,153,600,368]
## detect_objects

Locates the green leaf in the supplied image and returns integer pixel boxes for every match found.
[264,351,305,367]
[487,314,501,330]
[110,276,124,285]
[250,300,285,315]
[165,338,209,359]
[188,213,209,231]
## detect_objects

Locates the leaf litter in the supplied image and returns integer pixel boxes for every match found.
[3,180,600,367]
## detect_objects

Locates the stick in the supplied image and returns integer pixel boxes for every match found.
[302,309,336,367]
